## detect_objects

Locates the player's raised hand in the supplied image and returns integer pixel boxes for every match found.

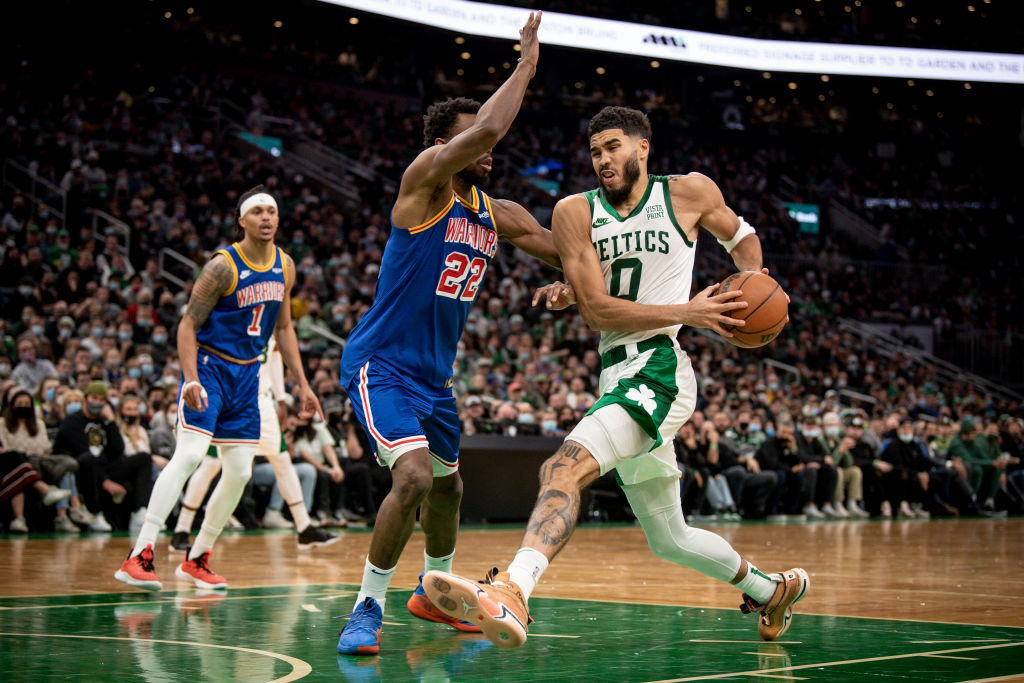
[683,282,747,336]
[517,11,541,74]
[532,281,575,310]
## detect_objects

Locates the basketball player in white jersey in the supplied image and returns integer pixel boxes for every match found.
[426,106,808,648]
[171,336,339,551]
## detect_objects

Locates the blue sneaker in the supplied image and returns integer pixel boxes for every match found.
[336,597,383,655]
[408,573,482,633]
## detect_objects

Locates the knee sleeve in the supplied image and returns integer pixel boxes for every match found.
[622,476,741,583]
[219,445,255,484]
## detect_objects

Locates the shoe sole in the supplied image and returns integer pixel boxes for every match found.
[296,535,341,552]
[114,569,162,592]
[175,566,227,590]
[759,568,809,641]
[423,571,526,648]
[407,593,483,633]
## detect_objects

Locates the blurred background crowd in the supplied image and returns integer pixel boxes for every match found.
[1,0,1021,532]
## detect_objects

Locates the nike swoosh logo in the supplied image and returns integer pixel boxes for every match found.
[370,569,388,575]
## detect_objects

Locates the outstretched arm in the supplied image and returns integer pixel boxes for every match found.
[491,198,561,270]
[178,254,234,411]
[274,253,324,421]
[552,195,747,335]
[392,12,542,228]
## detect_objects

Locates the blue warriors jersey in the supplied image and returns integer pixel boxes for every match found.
[341,186,499,388]
[195,243,288,364]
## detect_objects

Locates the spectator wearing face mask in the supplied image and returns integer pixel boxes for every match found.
[53,381,153,532]
[756,420,814,519]
[877,417,931,518]
[794,415,839,518]
[948,417,1005,514]
[820,412,868,518]
[11,336,57,395]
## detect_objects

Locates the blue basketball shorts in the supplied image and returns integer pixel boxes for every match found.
[345,359,460,477]
[177,351,260,445]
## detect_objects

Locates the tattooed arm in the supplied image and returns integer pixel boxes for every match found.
[177,254,234,411]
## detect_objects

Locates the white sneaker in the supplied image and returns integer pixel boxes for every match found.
[832,502,851,518]
[880,501,893,518]
[54,515,80,533]
[89,511,113,532]
[804,503,825,519]
[821,502,839,518]
[8,516,28,533]
[910,502,930,519]
[262,508,292,529]
[898,501,916,518]
[42,487,72,506]
[225,515,245,530]
[129,508,147,535]
[847,500,870,518]
[70,507,97,525]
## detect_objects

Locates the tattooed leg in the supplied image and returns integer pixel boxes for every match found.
[519,440,601,562]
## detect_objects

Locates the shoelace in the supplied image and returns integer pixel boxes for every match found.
[190,552,213,573]
[332,599,380,634]
[137,549,156,573]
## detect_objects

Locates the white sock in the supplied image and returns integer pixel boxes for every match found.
[355,557,395,610]
[734,561,777,604]
[189,445,254,560]
[132,431,209,557]
[424,550,455,575]
[174,456,221,533]
[507,547,549,601]
[267,450,311,531]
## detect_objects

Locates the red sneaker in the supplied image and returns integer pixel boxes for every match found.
[175,549,228,589]
[114,544,162,591]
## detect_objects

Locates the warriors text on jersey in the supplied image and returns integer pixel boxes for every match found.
[341,186,499,388]
[196,243,288,363]
[584,175,695,355]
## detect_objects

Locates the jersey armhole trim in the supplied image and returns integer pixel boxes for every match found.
[213,249,238,296]
[408,194,456,234]
[660,177,694,248]
[482,192,498,233]
[278,247,289,287]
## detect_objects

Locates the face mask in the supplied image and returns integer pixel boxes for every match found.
[109,282,121,291]
[749,423,762,433]
[739,422,749,431]
[0,363,11,375]
[142,363,154,376]
[123,415,139,425]
[187,240,198,250]
[765,427,776,438]
[31,325,44,336]
[825,426,840,437]
[334,313,345,323]
[119,331,132,341]
[128,367,142,379]
[66,402,82,414]
[18,286,33,297]
[768,382,779,391]
[542,420,558,432]
[153,334,167,345]
[59,328,72,339]
[45,387,56,402]
[518,413,535,425]
[92,326,104,338]
[803,428,821,439]
[86,401,106,415]
[898,433,914,443]
[14,406,33,420]
[137,318,153,328]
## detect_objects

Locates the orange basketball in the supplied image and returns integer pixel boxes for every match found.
[718,271,788,348]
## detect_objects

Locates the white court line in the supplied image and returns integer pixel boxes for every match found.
[530,633,580,639]
[643,641,1024,683]
[300,604,321,613]
[0,590,346,612]
[0,632,311,683]
[920,654,978,660]
[913,639,1010,644]
[691,639,803,644]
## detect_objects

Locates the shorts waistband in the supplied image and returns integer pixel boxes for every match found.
[600,335,675,369]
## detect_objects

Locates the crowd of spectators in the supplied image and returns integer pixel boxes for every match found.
[1,1,1021,532]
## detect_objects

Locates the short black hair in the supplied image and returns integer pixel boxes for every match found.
[422,97,482,147]
[586,106,652,142]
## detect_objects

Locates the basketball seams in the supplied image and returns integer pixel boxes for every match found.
[736,282,780,323]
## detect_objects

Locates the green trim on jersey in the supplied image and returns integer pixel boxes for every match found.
[206,445,218,457]
[597,177,655,222]
[583,189,598,216]
[586,346,680,450]
[655,175,694,248]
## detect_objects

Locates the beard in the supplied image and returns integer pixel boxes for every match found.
[456,166,490,189]
[601,153,641,205]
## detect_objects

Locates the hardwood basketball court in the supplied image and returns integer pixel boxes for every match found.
[1,518,1022,681]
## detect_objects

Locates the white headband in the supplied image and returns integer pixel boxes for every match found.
[239,193,278,218]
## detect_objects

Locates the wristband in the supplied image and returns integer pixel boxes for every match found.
[717,217,756,253]
[183,381,208,399]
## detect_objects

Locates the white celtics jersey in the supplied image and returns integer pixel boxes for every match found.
[584,175,695,356]
[257,336,286,401]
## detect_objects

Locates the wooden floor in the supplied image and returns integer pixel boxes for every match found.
[2,517,1023,681]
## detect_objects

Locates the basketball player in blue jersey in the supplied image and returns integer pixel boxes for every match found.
[336,12,562,655]
[426,106,808,649]
[116,185,322,592]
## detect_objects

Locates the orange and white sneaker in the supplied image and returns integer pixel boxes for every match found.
[740,568,809,641]
[175,549,228,589]
[408,573,482,633]
[114,544,162,591]
[424,568,532,649]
